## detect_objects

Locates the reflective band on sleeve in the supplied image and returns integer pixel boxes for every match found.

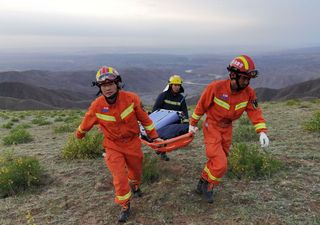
[144,123,155,131]
[78,126,86,134]
[204,166,221,181]
[235,101,248,110]
[254,123,267,131]
[213,97,230,110]
[96,113,116,122]
[116,191,132,201]
[120,103,134,120]
[164,99,181,106]
[192,113,201,120]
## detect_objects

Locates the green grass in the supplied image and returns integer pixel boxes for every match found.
[142,153,160,184]
[304,111,320,132]
[62,130,104,159]
[228,143,283,179]
[2,128,33,145]
[31,117,52,126]
[233,124,257,143]
[0,152,45,197]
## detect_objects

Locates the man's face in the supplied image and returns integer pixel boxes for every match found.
[171,84,181,93]
[237,75,251,89]
[100,82,117,97]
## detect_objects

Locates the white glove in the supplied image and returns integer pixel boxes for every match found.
[259,132,269,148]
[189,125,198,133]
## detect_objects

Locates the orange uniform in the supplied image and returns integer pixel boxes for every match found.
[190,79,267,185]
[77,90,158,206]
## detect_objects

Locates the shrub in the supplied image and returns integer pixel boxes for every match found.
[31,117,51,126]
[228,143,283,179]
[62,130,104,159]
[304,111,320,133]
[15,123,32,129]
[142,153,160,184]
[53,123,77,134]
[238,116,251,126]
[0,153,44,197]
[233,124,257,143]
[286,99,301,106]
[10,118,19,123]
[2,122,14,129]
[3,128,33,145]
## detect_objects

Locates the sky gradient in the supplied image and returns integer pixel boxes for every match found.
[0,0,319,53]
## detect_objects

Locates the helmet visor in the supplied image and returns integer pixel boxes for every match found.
[228,66,258,78]
[97,73,118,82]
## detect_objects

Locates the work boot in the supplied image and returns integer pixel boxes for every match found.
[160,152,170,161]
[201,180,215,203]
[131,184,143,198]
[196,178,205,194]
[118,202,130,223]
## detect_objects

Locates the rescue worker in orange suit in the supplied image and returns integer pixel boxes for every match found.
[75,66,162,223]
[189,55,270,203]
[152,75,189,161]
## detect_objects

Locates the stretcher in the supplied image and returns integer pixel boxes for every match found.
[140,109,194,152]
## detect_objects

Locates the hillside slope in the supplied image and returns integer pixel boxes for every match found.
[0,101,319,224]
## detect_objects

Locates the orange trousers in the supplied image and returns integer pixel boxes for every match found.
[104,148,143,207]
[201,121,232,185]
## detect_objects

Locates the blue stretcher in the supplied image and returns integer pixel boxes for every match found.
[140,109,194,152]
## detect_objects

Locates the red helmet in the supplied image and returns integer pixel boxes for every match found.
[227,55,258,78]
[96,66,122,84]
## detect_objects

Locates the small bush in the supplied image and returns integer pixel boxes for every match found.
[2,122,14,129]
[31,117,51,126]
[286,99,301,106]
[10,118,19,123]
[142,153,160,184]
[15,123,32,129]
[228,143,283,179]
[53,123,77,134]
[304,111,320,133]
[62,130,104,159]
[3,128,33,145]
[238,116,251,126]
[233,125,257,143]
[0,153,44,197]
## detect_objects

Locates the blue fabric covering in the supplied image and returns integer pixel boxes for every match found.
[157,123,189,140]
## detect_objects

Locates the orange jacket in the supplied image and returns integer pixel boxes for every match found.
[77,91,158,154]
[190,79,267,133]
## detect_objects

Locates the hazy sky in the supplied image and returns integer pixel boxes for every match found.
[0,0,319,53]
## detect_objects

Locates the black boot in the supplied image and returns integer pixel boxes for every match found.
[201,180,214,203]
[118,202,130,223]
[196,178,205,194]
[131,184,143,198]
[160,152,170,161]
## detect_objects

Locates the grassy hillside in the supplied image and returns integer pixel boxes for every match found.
[0,100,319,225]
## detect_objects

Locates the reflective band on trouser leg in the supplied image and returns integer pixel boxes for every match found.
[104,149,132,206]
[202,141,228,185]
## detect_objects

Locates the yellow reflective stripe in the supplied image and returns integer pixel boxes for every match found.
[120,103,134,120]
[204,166,221,182]
[192,112,201,120]
[182,118,189,123]
[254,123,267,131]
[214,97,230,110]
[78,126,86,134]
[96,113,116,122]
[144,123,155,131]
[237,56,249,70]
[164,99,181,106]
[117,191,132,201]
[235,101,248,110]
